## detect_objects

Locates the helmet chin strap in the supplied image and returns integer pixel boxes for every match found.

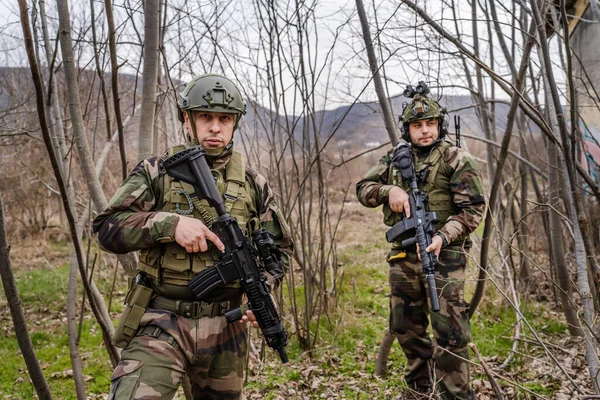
[204,141,233,157]
[412,141,438,154]
[185,110,200,146]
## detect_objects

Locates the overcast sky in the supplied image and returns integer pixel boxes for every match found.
[0,0,566,114]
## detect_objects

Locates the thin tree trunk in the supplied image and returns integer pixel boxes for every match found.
[0,188,52,400]
[472,20,537,317]
[89,0,112,142]
[548,141,583,336]
[137,0,160,161]
[56,0,107,214]
[24,0,120,371]
[56,0,121,331]
[355,0,398,146]
[471,0,496,182]
[57,0,137,280]
[39,0,68,170]
[559,0,600,299]
[104,0,128,179]
[66,247,87,400]
[517,126,531,286]
[531,0,599,391]
[374,331,398,377]
[40,2,94,390]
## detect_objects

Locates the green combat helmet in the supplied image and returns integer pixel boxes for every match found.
[178,74,247,151]
[399,81,448,143]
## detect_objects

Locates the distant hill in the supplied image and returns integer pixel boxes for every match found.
[267,93,531,150]
[4,65,596,154]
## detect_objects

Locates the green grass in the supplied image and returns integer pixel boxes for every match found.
[0,231,575,399]
[0,319,112,398]
[0,242,122,399]
[12,264,70,305]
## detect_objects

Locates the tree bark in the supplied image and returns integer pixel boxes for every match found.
[531,0,599,391]
[355,0,399,146]
[24,0,120,372]
[517,124,531,286]
[137,0,160,161]
[39,0,68,171]
[0,188,52,400]
[104,0,128,179]
[57,0,137,278]
[471,20,537,317]
[471,0,496,182]
[39,3,93,392]
[548,140,583,336]
[89,0,113,142]
[56,0,108,215]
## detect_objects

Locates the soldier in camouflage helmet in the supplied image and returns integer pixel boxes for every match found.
[356,86,485,400]
[93,73,293,400]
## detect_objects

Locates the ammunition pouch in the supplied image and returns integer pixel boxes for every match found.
[113,283,153,348]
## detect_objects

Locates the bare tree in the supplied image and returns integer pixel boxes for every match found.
[56,0,121,368]
[104,0,128,179]
[355,0,399,146]
[19,1,122,395]
[531,0,599,391]
[0,185,52,400]
[137,0,160,161]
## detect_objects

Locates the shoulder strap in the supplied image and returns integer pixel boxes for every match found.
[224,151,246,212]
[424,141,452,190]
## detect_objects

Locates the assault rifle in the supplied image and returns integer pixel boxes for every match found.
[385,140,440,312]
[163,147,288,363]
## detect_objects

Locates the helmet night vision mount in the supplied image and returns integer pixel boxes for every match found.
[402,81,430,99]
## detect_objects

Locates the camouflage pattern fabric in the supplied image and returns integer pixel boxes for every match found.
[356,141,484,400]
[109,310,247,400]
[93,149,293,260]
[389,249,473,400]
[356,143,485,245]
[94,146,292,398]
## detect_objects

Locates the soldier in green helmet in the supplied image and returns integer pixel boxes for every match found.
[356,83,485,400]
[93,73,293,399]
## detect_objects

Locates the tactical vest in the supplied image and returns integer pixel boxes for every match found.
[382,141,468,248]
[138,146,253,286]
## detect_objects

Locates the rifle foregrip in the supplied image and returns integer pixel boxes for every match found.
[225,308,243,323]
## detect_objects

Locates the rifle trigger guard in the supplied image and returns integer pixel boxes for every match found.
[175,189,194,215]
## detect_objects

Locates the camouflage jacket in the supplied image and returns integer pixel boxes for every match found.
[93,150,293,284]
[356,141,486,247]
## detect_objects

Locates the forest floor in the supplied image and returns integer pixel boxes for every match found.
[0,201,595,399]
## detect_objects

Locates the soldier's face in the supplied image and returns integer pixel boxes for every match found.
[185,111,235,150]
[408,118,439,146]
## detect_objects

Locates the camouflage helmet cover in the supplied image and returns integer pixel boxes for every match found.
[177,74,247,123]
[401,95,442,124]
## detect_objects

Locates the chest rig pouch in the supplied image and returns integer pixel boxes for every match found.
[138,147,252,286]
[382,142,457,242]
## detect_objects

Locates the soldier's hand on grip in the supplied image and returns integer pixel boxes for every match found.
[174,216,225,253]
[416,235,443,261]
[240,309,260,328]
[388,186,411,217]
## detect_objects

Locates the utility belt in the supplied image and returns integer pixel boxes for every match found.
[113,273,242,348]
[148,295,241,319]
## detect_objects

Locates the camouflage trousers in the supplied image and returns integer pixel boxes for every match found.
[109,309,248,400]
[388,247,473,400]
